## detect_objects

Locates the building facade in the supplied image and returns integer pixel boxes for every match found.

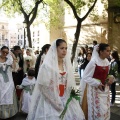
[0,21,9,47]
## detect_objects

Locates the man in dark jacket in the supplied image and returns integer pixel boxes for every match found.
[12,45,24,99]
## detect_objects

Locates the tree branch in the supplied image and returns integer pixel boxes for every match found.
[0,0,9,8]
[18,0,28,18]
[81,0,97,21]
[64,0,80,20]
[28,7,35,17]
[29,0,43,25]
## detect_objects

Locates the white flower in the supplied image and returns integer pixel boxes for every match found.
[25,56,32,61]
[71,86,80,94]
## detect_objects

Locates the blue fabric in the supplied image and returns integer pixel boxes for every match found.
[0,65,10,83]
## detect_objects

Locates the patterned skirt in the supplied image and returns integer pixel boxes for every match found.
[0,90,18,119]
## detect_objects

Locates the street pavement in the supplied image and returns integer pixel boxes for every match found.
[2,72,120,120]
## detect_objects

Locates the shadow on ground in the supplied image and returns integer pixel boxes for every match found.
[0,112,27,120]
[111,112,120,120]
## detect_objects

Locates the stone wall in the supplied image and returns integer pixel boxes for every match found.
[108,0,120,52]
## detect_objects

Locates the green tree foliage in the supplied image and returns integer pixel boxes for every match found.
[44,0,65,29]
[107,0,120,9]
[0,0,44,48]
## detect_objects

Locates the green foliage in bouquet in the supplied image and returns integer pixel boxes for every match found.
[59,88,80,120]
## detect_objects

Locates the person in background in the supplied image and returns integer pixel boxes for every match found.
[93,40,97,47]
[80,53,92,71]
[24,48,36,73]
[16,69,36,113]
[87,47,93,53]
[34,50,39,57]
[85,45,88,53]
[77,46,86,79]
[80,43,115,120]
[27,39,85,120]
[12,45,24,99]
[35,44,51,79]
[109,50,120,106]
[0,46,18,119]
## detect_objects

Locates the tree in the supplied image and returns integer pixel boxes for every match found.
[108,0,120,52]
[64,0,98,63]
[0,0,44,48]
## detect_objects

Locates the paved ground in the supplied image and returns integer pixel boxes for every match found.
[110,83,120,120]
[1,72,120,120]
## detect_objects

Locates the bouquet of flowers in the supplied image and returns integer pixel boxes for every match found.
[25,56,32,62]
[59,87,80,119]
[25,56,32,72]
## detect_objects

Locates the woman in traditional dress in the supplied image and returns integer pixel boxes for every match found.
[24,48,36,73]
[80,43,115,120]
[0,46,18,119]
[27,39,85,120]
[35,44,51,78]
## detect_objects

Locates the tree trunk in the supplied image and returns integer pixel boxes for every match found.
[71,21,81,63]
[26,25,32,48]
[108,0,120,52]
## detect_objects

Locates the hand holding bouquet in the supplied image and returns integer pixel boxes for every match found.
[106,75,115,85]
[25,56,32,71]
[59,87,80,119]
[25,56,32,62]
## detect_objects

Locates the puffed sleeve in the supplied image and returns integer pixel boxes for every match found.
[6,54,13,65]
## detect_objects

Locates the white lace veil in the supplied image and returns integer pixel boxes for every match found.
[28,39,76,119]
[26,47,35,56]
[38,40,75,87]
[91,44,99,60]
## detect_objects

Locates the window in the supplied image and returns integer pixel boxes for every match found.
[38,38,39,41]
[2,35,5,40]
[38,31,39,36]
[21,35,23,39]
[18,35,19,39]
[2,25,4,29]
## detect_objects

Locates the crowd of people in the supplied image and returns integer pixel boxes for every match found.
[0,39,120,120]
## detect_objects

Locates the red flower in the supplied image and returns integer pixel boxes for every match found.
[97,113,101,117]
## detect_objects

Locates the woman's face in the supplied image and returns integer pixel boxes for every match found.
[87,54,92,61]
[26,50,31,56]
[57,42,67,59]
[100,46,111,59]
[0,49,9,58]
[88,49,92,53]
